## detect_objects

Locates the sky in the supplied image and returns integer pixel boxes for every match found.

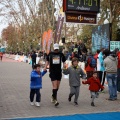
[0,17,8,37]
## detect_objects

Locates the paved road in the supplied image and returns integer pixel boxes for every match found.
[0,56,120,119]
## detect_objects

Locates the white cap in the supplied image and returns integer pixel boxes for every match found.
[53,43,59,50]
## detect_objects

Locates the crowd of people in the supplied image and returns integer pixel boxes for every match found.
[29,41,120,108]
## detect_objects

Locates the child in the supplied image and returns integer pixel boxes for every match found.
[63,57,86,106]
[30,64,47,107]
[82,71,104,106]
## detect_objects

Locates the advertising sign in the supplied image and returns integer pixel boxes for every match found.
[65,12,97,24]
[92,23,110,54]
[65,0,100,13]
[110,41,120,51]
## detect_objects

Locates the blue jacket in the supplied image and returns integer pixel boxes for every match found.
[30,70,47,89]
[98,52,105,71]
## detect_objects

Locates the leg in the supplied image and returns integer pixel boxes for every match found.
[30,89,35,102]
[32,61,36,69]
[35,89,41,102]
[74,86,80,103]
[98,71,102,83]
[117,68,120,92]
[106,74,115,100]
[51,80,61,106]
[68,86,76,101]
[32,61,34,69]
[101,71,106,86]
[90,91,95,106]
[112,74,117,99]
[52,80,60,100]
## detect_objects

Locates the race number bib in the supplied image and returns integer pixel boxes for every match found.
[52,55,60,64]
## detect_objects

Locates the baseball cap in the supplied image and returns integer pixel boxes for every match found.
[53,43,59,50]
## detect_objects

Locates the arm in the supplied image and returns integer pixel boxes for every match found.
[44,54,49,70]
[44,61,49,70]
[103,59,107,68]
[99,54,104,66]
[41,70,47,76]
[31,71,40,81]
[62,53,66,63]
[63,64,70,75]
[82,78,91,84]
[97,79,104,90]
[80,68,87,80]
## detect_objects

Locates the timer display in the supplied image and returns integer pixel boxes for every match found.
[66,0,100,13]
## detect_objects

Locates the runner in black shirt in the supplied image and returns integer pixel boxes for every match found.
[44,43,66,106]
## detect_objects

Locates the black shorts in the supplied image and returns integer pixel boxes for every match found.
[49,72,62,81]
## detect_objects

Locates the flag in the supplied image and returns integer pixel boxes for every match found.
[42,31,48,52]
[47,29,53,54]
[54,14,64,43]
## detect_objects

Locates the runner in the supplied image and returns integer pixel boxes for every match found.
[44,43,66,106]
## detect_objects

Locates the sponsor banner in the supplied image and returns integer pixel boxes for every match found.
[54,14,64,43]
[42,31,48,52]
[47,29,53,54]
[110,41,120,51]
[65,12,97,24]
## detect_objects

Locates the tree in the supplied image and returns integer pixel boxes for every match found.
[98,0,120,40]
[77,0,120,49]
[0,0,56,52]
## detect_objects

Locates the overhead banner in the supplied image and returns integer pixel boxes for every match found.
[65,12,97,24]
[42,31,48,52]
[54,14,64,43]
[47,29,53,54]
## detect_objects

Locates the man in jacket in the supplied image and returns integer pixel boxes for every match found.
[104,51,118,101]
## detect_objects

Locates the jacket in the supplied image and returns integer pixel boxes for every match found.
[117,52,120,68]
[30,70,47,89]
[63,66,86,86]
[104,55,118,73]
[97,52,105,71]
[82,77,104,92]
[85,56,95,71]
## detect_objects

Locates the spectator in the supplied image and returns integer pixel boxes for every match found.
[0,52,3,61]
[78,40,87,62]
[114,48,120,92]
[104,51,118,101]
[97,48,106,91]
[94,49,100,60]
[85,52,96,79]
[31,51,37,69]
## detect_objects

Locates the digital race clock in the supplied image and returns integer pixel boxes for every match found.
[66,0,100,13]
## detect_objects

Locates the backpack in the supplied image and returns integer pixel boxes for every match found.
[89,56,97,68]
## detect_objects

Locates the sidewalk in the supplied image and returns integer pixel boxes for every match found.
[0,57,120,119]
